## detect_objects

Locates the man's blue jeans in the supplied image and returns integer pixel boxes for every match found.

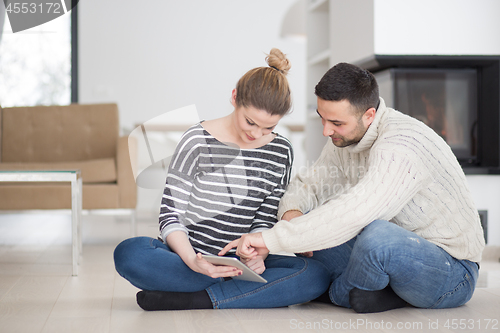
[114,237,330,309]
[310,220,479,309]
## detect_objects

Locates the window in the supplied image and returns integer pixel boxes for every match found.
[0,5,76,107]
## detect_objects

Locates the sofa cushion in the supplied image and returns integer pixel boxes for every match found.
[0,183,120,210]
[1,104,119,163]
[0,158,117,183]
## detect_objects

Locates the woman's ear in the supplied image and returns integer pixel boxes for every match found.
[230,89,237,107]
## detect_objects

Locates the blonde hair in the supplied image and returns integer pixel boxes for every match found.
[235,48,292,116]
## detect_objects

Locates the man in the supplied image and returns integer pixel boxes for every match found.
[221,62,485,313]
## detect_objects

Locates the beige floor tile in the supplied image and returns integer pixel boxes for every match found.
[41,316,110,333]
[483,287,500,297]
[0,316,47,333]
[109,305,178,333]
[0,275,21,300]
[172,308,242,332]
[50,275,114,318]
[0,276,67,333]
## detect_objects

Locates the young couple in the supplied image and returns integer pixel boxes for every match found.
[114,49,484,313]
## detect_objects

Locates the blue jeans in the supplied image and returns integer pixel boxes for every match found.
[310,220,479,309]
[114,237,330,309]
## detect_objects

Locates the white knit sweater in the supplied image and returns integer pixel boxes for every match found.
[263,98,485,262]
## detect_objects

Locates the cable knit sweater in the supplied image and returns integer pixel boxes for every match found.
[263,98,485,262]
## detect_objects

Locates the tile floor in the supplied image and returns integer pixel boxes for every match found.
[0,212,499,333]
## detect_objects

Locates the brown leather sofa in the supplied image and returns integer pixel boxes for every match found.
[0,103,137,211]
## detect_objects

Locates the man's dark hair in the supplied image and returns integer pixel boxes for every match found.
[315,63,379,116]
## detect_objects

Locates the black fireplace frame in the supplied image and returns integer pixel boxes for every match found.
[356,55,500,175]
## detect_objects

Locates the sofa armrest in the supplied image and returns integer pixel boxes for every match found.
[116,135,137,208]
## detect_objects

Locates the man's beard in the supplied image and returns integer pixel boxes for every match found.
[330,118,367,147]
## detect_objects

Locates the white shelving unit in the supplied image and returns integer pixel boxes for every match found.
[305,0,330,162]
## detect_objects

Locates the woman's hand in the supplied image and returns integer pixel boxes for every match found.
[188,253,243,279]
[166,231,243,279]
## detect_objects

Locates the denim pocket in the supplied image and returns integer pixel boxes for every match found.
[430,272,474,309]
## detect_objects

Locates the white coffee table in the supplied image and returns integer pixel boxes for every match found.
[0,170,82,276]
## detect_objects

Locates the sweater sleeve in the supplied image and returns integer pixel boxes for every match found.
[159,130,200,242]
[263,149,429,254]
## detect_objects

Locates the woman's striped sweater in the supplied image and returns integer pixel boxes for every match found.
[159,123,293,255]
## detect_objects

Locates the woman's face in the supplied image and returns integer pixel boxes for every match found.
[231,90,283,145]
[234,105,282,143]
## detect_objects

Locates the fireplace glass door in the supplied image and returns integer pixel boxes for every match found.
[377,68,478,164]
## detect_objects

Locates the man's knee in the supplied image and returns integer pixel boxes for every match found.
[354,220,406,258]
[362,219,393,234]
[358,220,394,244]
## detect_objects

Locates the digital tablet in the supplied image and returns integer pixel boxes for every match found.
[202,255,267,283]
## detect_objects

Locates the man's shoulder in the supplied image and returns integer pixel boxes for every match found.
[374,107,452,162]
[378,108,436,138]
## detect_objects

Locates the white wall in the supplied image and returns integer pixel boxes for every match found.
[78,0,306,131]
[329,0,374,65]
[374,0,500,56]
[330,0,500,64]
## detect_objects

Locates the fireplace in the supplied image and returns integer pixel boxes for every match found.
[357,55,500,174]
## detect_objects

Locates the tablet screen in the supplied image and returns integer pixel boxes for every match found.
[202,255,267,283]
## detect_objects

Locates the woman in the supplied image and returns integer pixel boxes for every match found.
[114,48,329,310]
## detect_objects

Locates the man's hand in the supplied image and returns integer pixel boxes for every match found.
[219,233,269,261]
[281,209,303,221]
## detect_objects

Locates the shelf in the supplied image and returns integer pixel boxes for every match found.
[306,0,330,163]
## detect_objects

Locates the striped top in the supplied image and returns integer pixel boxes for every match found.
[159,123,294,255]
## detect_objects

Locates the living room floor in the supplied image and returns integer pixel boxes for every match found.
[0,212,499,333]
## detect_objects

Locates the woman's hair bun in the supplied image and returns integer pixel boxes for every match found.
[266,48,291,75]
[235,48,292,116]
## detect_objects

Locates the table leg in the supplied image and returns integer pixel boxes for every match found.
[71,174,80,276]
[78,176,83,258]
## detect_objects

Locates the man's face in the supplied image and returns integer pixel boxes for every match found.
[316,98,375,148]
